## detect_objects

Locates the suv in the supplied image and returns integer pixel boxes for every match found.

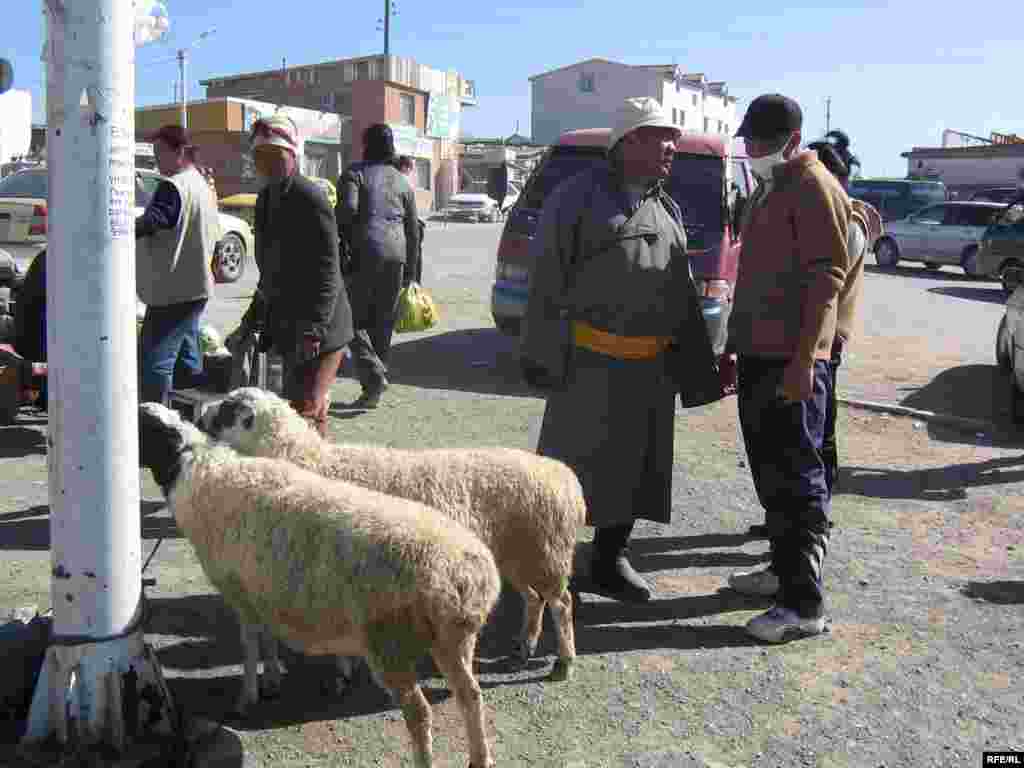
[977,208,1024,293]
[491,129,754,353]
[848,178,947,222]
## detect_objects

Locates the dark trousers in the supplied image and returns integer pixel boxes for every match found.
[348,261,404,390]
[821,349,842,497]
[738,356,832,619]
[139,299,207,406]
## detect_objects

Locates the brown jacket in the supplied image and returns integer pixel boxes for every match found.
[729,151,852,364]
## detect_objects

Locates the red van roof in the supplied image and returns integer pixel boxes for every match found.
[557,128,746,158]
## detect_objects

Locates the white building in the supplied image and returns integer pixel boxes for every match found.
[902,142,1024,198]
[0,89,32,164]
[529,58,737,146]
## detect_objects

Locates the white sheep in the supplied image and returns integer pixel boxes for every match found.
[200,386,584,680]
[139,402,500,768]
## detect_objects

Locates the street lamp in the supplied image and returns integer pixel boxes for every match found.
[176,28,216,129]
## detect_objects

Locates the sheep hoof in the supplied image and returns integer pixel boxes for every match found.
[549,657,574,681]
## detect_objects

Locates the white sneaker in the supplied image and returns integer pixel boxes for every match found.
[746,606,825,643]
[728,567,780,596]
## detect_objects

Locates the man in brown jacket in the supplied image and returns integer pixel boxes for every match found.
[726,94,853,643]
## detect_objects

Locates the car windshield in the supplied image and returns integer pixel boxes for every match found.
[0,170,48,199]
[666,154,724,249]
[520,148,607,210]
[0,169,155,208]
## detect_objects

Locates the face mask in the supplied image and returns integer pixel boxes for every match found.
[749,147,788,180]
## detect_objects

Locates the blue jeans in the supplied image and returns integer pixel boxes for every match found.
[139,299,207,406]
[738,356,832,619]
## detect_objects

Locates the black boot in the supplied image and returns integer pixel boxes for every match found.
[590,524,652,603]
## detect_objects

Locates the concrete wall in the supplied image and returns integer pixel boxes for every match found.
[906,150,1024,189]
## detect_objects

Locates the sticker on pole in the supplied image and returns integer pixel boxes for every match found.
[0,59,13,95]
[108,125,134,239]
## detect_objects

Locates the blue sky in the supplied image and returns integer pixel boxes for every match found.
[4,0,1021,177]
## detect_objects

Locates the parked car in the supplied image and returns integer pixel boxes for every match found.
[136,169,253,283]
[970,187,1022,205]
[996,265,1024,422]
[0,167,254,285]
[872,201,1006,275]
[491,128,755,353]
[445,192,500,223]
[848,178,947,222]
[976,207,1024,294]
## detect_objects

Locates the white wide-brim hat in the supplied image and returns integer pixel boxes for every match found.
[608,96,681,151]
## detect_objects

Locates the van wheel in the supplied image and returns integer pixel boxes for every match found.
[996,316,1013,372]
[875,237,899,268]
[1001,259,1024,295]
[960,246,980,278]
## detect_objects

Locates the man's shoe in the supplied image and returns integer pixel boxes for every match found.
[591,554,652,603]
[745,606,825,643]
[728,567,780,596]
[747,523,770,537]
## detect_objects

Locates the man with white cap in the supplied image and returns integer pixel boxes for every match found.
[521,97,721,603]
[227,113,354,436]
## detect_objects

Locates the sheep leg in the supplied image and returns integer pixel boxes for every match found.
[260,628,283,699]
[547,588,577,681]
[432,631,493,768]
[334,655,356,696]
[515,586,545,665]
[233,622,262,716]
[378,667,433,768]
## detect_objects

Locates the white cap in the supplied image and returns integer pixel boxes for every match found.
[250,113,299,156]
[608,96,680,151]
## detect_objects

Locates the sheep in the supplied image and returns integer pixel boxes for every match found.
[200,386,584,681]
[138,402,500,768]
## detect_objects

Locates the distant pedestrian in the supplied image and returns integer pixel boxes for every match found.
[335,125,420,409]
[726,94,854,642]
[394,155,425,286]
[227,114,354,436]
[807,134,882,495]
[521,96,722,604]
[135,124,220,405]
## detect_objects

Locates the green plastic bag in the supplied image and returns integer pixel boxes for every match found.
[394,282,439,333]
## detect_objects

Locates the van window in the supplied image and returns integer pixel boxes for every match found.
[520,148,607,211]
[955,206,1003,227]
[909,182,946,210]
[666,154,724,250]
[0,170,47,199]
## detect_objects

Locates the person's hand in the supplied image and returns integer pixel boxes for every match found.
[718,352,737,396]
[301,335,321,362]
[778,360,814,403]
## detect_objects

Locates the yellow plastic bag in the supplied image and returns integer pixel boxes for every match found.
[395,282,439,333]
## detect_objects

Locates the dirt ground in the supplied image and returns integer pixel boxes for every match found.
[3,391,1022,767]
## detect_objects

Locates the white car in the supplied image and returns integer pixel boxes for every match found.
[445,192,500,223]
[0,167,254,284]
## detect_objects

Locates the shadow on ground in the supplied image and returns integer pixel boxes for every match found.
[147,532,767,729]
[840,454,1024,501]
[0,425,47,458]
[961,580,1024,604]
[386,328,539,398]
[893,363,1023,444]
[0,500,175,551]
[927,285,1008,305]
[864,264,983,283]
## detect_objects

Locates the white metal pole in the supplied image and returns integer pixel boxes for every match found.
[26,0,172,748]
[178,48,186,128]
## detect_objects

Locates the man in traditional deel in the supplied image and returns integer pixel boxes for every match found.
[521,96,722,603]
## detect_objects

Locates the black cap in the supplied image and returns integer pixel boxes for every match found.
[735,94,802,141]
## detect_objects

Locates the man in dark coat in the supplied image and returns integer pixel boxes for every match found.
[521,97,722,603]
[335,124,420,410]
[227,114,354,436]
